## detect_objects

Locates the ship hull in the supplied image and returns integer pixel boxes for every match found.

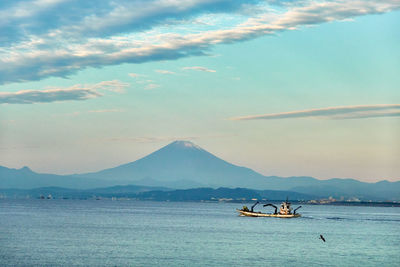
[237,209,301,218]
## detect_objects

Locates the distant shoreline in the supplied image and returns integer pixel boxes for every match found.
[1,185,399,207]
[1,198,399,207]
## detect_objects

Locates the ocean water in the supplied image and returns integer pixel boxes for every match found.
[1,200,399,266]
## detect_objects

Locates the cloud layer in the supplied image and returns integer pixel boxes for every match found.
[232,104,400,120]
[182,66,216,73]
[0,80,128,104]
[0,0,399,84]
[0,0,263,45]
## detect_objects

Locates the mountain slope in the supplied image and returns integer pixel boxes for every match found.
[79,140,270,188]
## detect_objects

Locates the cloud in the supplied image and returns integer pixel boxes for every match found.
[0,88,100,104]
[107,133,231,143]
[128,73,158,89]
[0,0,263,45]
[155,69,176,75]
[0,80,128,104]
[128,73,142,78]
[51,111,81,117]
[88,109,124,113]
[182,66,216,73]
[232,104,400,120]
[0,1,399,84]
[108,136,201,143]
[90,80,129,93]
[145,83,160,90]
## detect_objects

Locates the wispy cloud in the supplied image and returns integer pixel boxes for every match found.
[51,111,81,117]
[107,133,232,143]
[108,136,200,143]
[232,104,400,120]
[0,88,100,104]
[88,109,124,113]
[155,69,176,75]
[182,66,216,73]
[0,1,399,84]
[128,72,159,90]
[90,80,129,93]
[145,83,160,90]
[0,80,128,104]
[128,73,142,78]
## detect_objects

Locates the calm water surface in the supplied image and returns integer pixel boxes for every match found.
[1,200,399,266]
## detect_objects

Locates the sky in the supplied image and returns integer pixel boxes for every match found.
[0,0,399,182]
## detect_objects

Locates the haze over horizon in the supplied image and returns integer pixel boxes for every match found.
[1,0,399,182]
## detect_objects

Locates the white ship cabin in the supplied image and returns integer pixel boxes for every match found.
[279,201,293,215]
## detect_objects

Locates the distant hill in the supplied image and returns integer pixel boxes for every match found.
[136,187,315,202]
[0,185,315,201]
[1,141,399,200]
[0,185,169,199]
[0,166,114,189]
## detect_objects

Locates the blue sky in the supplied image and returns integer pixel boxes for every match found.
[1,0,399,181]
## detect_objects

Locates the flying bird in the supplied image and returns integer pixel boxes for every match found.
[319,234,326,242]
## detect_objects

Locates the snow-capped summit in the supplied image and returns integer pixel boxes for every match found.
[168,140,202,149]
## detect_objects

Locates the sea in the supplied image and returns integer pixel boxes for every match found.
[1,199,399,266]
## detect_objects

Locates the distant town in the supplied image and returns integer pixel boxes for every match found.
[1,186,399,207]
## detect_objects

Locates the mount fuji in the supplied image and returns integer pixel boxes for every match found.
[1,140,399,200]
[77,140,270,189]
